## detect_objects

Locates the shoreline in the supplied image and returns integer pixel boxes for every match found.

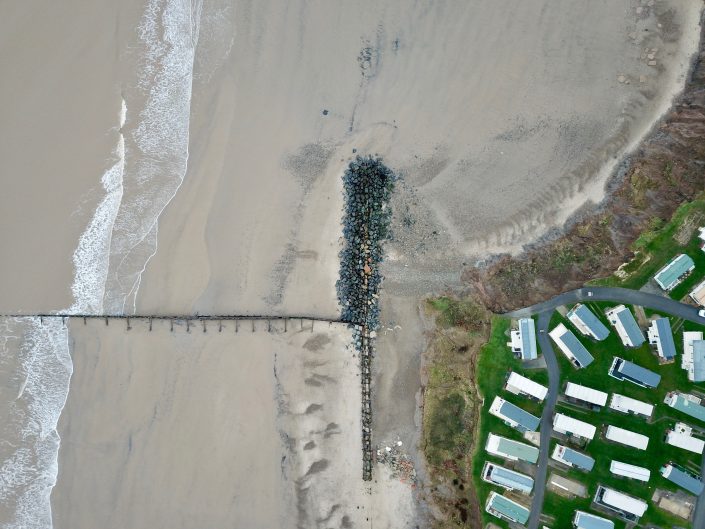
[463,9,705,313]
[502,6,704,263]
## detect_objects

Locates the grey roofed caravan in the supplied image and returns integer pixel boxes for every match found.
[568,304,609,341]
[660,464,705,495]
[693,341,705,382]
[562,447,595,471]
[559,330,594,367]
[654,318,677,360]
[499,400,540,431]
[486,464,534,494]
[610,358,661,388]
[574,511,615,529]
[616,308,645,347]
[519,318,537,360]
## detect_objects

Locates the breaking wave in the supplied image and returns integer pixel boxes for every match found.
[0,318,71,529]
[1,1,203,527]
[103,0,202,314]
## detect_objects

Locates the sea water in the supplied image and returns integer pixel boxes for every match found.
[0,0,202,526]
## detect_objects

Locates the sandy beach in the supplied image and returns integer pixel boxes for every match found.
[137,0,703,315]
[0,1,703,528]
[51,319,414,529]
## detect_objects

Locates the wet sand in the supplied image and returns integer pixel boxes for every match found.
[0,1,132,312]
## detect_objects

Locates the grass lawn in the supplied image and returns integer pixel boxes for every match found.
[543,302,705,528]
[590,196,705,301]
[471,316,549,528]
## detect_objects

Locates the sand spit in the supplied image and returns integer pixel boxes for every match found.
[51,320,414,529]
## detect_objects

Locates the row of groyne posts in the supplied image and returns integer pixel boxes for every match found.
[13,312,375,480]
[357,324,373,481]
[14,312,375,480]
[4,314,348,333]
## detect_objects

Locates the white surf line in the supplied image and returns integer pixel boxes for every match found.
[42,318,71,529]
[3,2,206,528]
[118,9,202,314]
[1,317,71,529]
[68,98,126,314]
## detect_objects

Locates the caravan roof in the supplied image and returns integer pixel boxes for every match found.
[661,464,705,495]
[609,461,650,482]
[486,433,540,463]
[654,254,695,290]
[519,318,537,360]
[608,394,653,417]
[506,372,548,401]
[549,324,594,368]
[552,445,595,471]
[565,382,608,406]
[567,304,610,340]
[597,486,648,517]
[610,358,661,388]
[649,318,676,360]
[553,413,596,440]
[574,511,614,529]
[666,431,705,454]
[605,425,649,450]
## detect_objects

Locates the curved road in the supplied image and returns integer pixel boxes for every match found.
[504,287,705,529]
[506,286,705,323]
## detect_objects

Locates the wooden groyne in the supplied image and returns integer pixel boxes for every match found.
[1,313,350,332]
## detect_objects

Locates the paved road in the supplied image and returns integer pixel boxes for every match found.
[506,286,705,323]
[526,310,559,529]
[696,454,705,529]
[508,286,705,529]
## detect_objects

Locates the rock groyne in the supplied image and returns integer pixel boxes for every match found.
[336,156,396,481]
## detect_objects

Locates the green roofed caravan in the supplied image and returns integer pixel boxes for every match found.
[654,253,695,291]
[485,492,530,525]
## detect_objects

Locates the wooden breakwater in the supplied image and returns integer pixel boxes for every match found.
[359,327,373,480]
[1,313,349,332]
